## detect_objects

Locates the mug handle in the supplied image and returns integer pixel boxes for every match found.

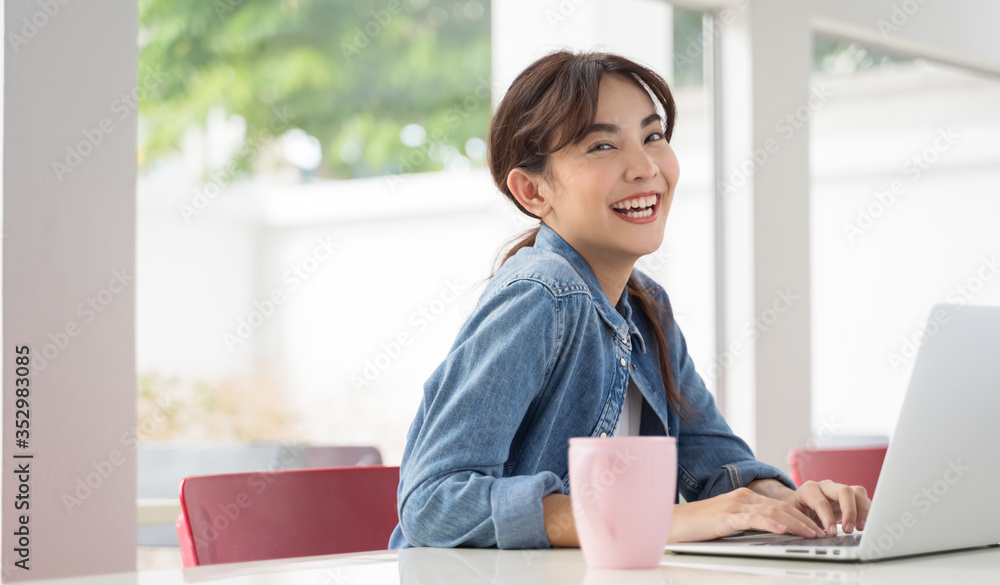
[577,450,616,542]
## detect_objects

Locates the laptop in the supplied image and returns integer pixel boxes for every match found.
[665,303,1000,562]
[661,545,1000,582]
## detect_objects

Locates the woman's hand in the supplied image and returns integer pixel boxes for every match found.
[547,479,872,546]
[667,487,827,543]
[770,479,872,536]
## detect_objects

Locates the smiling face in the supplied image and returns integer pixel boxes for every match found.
[536,73,679,272]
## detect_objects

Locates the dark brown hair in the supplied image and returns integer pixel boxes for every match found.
[486,50,693,422]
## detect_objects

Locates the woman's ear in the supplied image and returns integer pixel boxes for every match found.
[507,168,552,219]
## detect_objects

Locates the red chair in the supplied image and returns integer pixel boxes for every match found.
[176,465,399,567]
[787,446,888,497]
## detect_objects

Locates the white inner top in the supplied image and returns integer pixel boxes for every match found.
[612,376,643,437]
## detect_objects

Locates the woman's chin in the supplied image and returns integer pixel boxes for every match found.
[634,236,667,259]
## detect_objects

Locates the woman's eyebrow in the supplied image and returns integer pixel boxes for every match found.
[584,113,663,136]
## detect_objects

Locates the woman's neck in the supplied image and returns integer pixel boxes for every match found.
[579,248,636,307]
[542,223,638,306]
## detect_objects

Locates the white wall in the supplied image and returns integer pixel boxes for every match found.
[137,170,516,461]
[2,1,137,580]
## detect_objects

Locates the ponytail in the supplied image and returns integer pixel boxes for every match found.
[626,275,695,423]
[490,227,540,279]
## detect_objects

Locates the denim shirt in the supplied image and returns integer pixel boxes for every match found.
[388,223,794,550]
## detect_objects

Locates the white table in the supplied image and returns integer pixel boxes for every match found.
[24,545,1000,584]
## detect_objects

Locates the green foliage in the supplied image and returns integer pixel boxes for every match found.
[672,7,705,87]
[138,0,491,179]
[813,37,903,74]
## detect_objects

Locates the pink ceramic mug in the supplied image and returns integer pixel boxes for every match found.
[569,436,676,569]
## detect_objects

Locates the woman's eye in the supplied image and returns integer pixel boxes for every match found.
[646,131,665,143]
[588,143,613,153]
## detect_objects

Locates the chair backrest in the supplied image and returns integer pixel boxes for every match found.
[140,443,381,546]
[177,465,399,566]
[788,446,888,497]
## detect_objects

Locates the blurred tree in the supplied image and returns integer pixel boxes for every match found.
[672,7,705,86]
[138,0,491,180]
[814,37,903,74]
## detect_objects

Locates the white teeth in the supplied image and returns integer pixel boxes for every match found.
[624,208,653,218]
[613,194,658,210]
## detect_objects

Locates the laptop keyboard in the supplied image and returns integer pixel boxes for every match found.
[757,533,862,547]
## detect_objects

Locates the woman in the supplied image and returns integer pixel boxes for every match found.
[388,50,870,550]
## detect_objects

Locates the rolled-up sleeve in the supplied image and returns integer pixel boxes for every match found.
[396,279,566,549]
[490,472,566,549]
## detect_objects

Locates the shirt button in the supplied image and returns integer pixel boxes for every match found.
[630,363,636,371]
[599,432,608,438]
[619,357,627,367]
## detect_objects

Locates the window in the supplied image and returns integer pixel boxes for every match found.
[136,0,491,455]
[810,40,1000,437]
[136,1,719,463]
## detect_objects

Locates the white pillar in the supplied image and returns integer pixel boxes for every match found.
[2,1,138,580]
[714,0,813,471]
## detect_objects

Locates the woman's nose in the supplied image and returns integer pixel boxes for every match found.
[624,144,658,182]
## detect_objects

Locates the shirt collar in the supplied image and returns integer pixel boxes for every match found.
[534,223,647,353]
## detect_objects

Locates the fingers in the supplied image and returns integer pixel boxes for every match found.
[794,482,839,535]
[720,483,875,541]
[853,486,871,530]
[836,484,858,534]
[801,481,874,534]
[739,511,788,536]
[769,504,825,538]
[816,481,874,533]
[734,491,825,538]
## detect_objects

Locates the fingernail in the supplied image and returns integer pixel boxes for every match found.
[845,522,855,533]
[776,523,787,533]
[858,520,866,530]
[828,525,837,535]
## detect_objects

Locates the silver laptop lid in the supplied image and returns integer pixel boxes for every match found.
[859,304,1000,560]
